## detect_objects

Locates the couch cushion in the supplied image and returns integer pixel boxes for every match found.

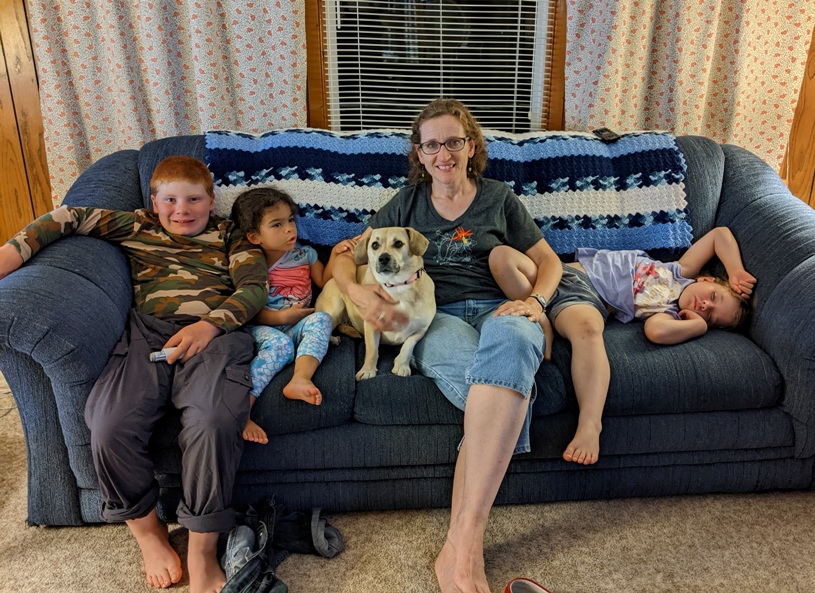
[251,336,357,435]
[551,320,783,417]
[353,342,568,426]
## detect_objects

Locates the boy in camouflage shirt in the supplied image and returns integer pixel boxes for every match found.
[0,156,268,593]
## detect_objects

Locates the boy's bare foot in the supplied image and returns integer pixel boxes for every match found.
[282,377,323,405]
[435,534,490,593]
[188,532,227,593]
[562,420,602,465]
[242,418,269,444]
[126,512,183,589]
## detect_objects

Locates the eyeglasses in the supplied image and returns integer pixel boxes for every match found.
[417,137,470,155]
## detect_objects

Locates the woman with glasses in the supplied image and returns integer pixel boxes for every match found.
[330,97,562,593]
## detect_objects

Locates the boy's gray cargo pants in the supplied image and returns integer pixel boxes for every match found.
[85,310,254,534]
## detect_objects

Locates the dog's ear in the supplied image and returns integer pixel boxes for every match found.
[406,227,429,256]
[353,233,370,265]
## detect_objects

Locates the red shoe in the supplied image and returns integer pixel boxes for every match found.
[504,577,553,593]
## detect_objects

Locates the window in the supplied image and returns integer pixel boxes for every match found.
[307,0,565,132]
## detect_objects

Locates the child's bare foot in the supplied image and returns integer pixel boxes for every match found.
[188,532,227,593]
[282,376,322,405]
[242,418,269,444]
[563,420,602,465]
[127,512,183,589]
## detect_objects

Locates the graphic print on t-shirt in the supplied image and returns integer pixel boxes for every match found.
[632,261,684,318]
[434,226,477,265]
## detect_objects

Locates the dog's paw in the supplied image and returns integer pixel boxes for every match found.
[329,335,341,346]
[355,368,377,381]
[392,364,412,377]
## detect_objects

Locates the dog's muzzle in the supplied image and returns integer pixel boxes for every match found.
[376,253,398,275]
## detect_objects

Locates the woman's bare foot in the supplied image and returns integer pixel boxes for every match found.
[282,376,322,405]
[562,420,602,464]
[434,533,490,593]
[242,418,269,444]
[126,512,183,589]
[188,532,227,593]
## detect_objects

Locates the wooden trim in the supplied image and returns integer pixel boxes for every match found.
[781,25,815,206]
[545,0,566,130]
[0,0,51,242]
[306,0,329,129]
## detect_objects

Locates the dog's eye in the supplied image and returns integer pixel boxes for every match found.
[370,241,380,250]
[393,240,404,249]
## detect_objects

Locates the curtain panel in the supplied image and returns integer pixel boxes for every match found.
[27,0,308,204]
[566,0,814,173]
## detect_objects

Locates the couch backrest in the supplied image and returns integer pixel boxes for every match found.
[135,130,726,260]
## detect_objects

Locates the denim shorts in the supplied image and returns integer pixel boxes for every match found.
[411,298,545,454]
[547,263,610,325]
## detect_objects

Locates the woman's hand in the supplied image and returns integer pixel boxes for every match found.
[494,298,553,360]
[347,282,407,331]
[494,298,539,321]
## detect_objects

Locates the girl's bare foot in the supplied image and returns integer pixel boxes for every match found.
[562,420,601,464]
[127,512,183,589]
[282,377,322,405]
[242,418,269,444]
[188,532,227,593]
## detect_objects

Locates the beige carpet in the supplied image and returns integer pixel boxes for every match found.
[2,371,815,592]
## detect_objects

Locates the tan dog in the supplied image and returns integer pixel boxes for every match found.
[315,227,436,381]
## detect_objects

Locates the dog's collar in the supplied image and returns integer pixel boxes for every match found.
[383,268,425,288]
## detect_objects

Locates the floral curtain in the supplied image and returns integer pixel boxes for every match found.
[566,0,815,172]
[27,0,307,204]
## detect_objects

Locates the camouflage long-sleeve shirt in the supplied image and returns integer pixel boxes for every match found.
[7,206,268,333]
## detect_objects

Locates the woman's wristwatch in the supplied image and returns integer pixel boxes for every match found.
[530,293,549,313]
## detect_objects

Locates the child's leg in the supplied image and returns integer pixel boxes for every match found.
[85,312,182,588]
[283,312,333,404]
[552,304,609,465]
[172,330,255,593]
[245,325,294,440]
[489,244,537,300]
[187,531,226,593]
[249,325,295,396]
[242,393,268,444]
[489,244,555,359]
[126,509,183,589]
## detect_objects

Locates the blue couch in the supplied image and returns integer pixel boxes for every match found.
[2,131,814,527]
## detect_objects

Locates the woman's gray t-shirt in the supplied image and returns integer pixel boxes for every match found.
[370,177,543,305]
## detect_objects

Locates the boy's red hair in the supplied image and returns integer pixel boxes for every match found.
[149,156,214,197]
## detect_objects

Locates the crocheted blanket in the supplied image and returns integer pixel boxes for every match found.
[205,128,692,256]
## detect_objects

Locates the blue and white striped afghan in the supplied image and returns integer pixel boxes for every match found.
[205,127,692,257]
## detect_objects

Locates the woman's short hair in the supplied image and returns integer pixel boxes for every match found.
[407,98,488,186]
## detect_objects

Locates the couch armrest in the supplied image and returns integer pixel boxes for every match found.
[716,144,815,457]
[63,149,144,210]
[0,236,132,524]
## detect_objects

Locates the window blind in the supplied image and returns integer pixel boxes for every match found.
[321,0,557,132]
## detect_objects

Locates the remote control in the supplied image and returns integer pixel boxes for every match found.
[592,127,622,143]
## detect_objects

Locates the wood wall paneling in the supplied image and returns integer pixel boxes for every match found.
[0,0,50,243]
[781,25,815,207]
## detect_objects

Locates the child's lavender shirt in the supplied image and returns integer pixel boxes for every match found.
[576,248,694,323]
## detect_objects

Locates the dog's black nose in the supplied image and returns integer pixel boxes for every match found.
[379,253,391,265]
